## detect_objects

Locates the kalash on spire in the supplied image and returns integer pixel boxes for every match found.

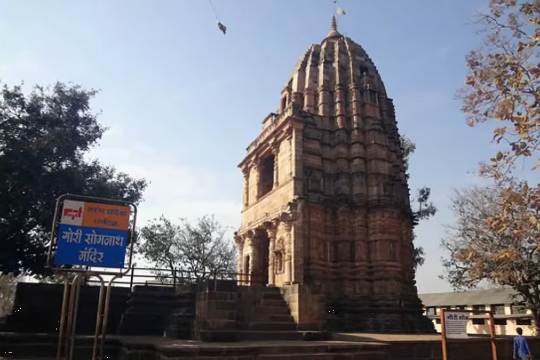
[235,15,434,333]
[327,15,340,38]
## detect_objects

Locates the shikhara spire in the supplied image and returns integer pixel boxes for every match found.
[327,15,340,38]
[235,16,434,333]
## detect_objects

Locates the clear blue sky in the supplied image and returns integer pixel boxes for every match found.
[0,0,496,292]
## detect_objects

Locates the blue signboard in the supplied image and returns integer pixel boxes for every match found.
[53,199,131,268]
[55,224,129,268]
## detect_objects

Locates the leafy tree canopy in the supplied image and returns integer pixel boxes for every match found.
[443,183,540,332]
[0,82,147,276]
[445,0,540,333]
[461,0,540,173]
[138,215,236,282]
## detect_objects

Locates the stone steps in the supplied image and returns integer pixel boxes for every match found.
[248,321,297,331]
[239,287,298,339]
[198,330,305,342]
[253,313,294,322]
[261,292,285,300]
[197,284,299,341]
[252,305,291,315]
[258,298,288,307]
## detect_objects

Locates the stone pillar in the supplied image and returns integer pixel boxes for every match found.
[252,162,260,200]
[250,233,259,285]
[280,217,294,285]
[303,88,316,113]
[234,234,244,277]
[272,145,279,189]
[318,85,331,118]
[349,84,363,129]
[242,169,250,207]
[265,222,277,286]
[244,231,254,285]
[335,85,346,128]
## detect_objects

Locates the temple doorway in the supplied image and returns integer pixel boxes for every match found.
[254,229,270,285]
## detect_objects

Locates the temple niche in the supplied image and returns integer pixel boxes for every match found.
[234,17,433,332]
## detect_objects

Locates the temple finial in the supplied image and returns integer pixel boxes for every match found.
[327,15,340,38]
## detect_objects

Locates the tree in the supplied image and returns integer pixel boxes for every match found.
[448,0,540,331]
[442,183,540,333]
[411,187,437,268]
[138,215,236,282]
[461,0,540,173]
[0,82,147,276]
[400,136,437,269]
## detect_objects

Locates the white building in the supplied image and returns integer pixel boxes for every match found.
[419,288,536,336]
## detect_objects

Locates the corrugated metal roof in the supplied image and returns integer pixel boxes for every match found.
[419,288,518,307]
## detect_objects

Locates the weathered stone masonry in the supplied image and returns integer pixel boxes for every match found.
[235,17,433,332]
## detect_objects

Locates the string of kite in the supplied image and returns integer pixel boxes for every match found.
[208,0,227,35]
[334,0,347,16]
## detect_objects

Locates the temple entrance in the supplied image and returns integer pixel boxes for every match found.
[253,229,270,285]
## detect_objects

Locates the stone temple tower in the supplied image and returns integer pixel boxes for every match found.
[235,17,433,332]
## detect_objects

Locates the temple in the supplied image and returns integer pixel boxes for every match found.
[235,17,433,332]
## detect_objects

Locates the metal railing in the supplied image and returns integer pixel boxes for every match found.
[85,267,267,290]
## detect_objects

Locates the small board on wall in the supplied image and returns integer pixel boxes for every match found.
[440,309,497,360]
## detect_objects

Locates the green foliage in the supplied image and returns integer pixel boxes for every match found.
[138,215,236,282]
[0,82,147,276]
[400,135,437,269]
[400,135,416,176]
[412,187,437,226]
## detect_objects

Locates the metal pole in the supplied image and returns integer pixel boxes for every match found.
[70,276,82,360]
[101,266,131,360]
[91,275,105,360]
[130,267,135,291]
[66,275,81,360]
[100,282,114,359]
[488,311,498,360]
[440,308,448,360]
[56,277,70,360]
[64,276,77,360]
[126,203,138,270]
[47,195,63,267]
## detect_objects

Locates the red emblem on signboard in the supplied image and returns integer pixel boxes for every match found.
[63,207,83,220]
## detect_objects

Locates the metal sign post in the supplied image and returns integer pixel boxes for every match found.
[440,309,497,360]
[488,311,497,360]
[47,194,138,360]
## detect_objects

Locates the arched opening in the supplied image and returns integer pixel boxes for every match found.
[252,229,270,285]
[257,230,270,285]
[258,155,275,197]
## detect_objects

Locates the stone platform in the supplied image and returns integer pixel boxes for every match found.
[2,332,540,360]
[332,333,540,360]
[0,332,386,360]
